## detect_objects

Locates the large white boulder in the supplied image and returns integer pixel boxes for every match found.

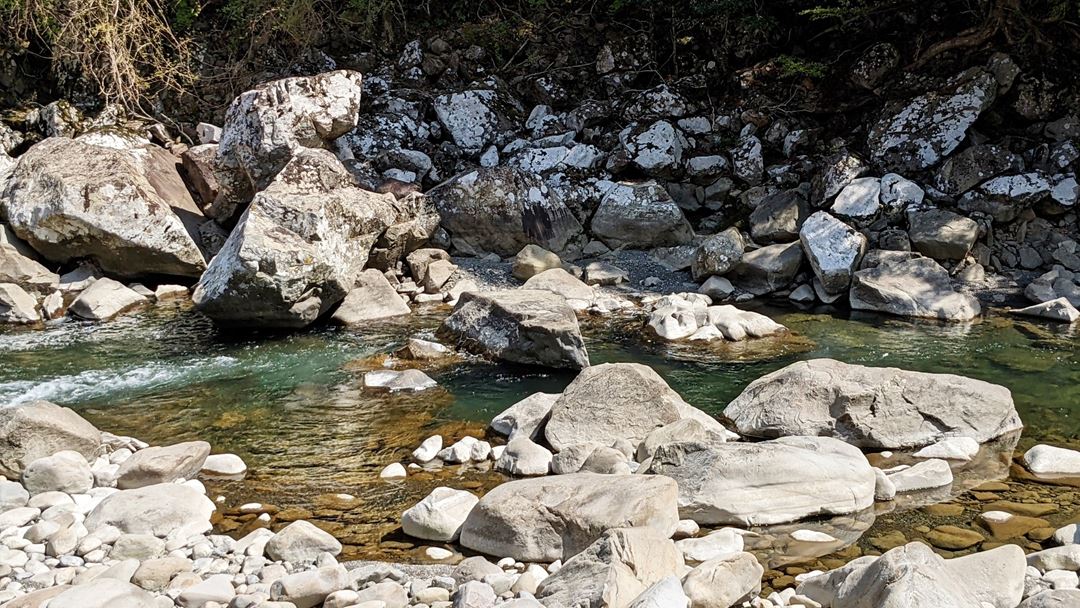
[401,487,479,542]
[724,359,1021,448]
[1,137,207,278]
[0,401,101,477]
[265,520,342,563]
[544,363,726,452]
[647,436,876,525]
[850,253,982,321]
[218,70,364,193]
[798,541,1024,608]
[194,148,404,328]
[84,483,216,537]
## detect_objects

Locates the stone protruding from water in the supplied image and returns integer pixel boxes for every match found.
[724,358,1021,449]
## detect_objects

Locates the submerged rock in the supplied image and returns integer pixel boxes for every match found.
[458,473,680,561]
[647,436,876,526]
[1011,297,1080,323]
[850,253,981,321]
[724,359,1020,448]
[438,289,589,369]
[193,149,403,328]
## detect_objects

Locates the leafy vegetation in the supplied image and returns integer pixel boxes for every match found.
[0,0,1078,114]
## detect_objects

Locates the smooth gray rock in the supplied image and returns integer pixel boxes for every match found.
[490,392,559,441]
[266,520,342,563]
[115,441,210,489]
[439,289,589,369]
[908,209,979,260]
[401,488,479,542]
[459,473,680,562]
[682,552,763,608]
[799,542,1024,608]
[495,436,553,476]
[270,565,350,608]
[750,189,808,243]
[545,363,711,452]
[1011,297,1080,323]
[331,269,411,325]
[648,436,876,525]
[724,358,1020,448]
[0,401,101,477]
[21,450,93,495]
[84,483,216,537]
[68,278,147,321]
[850,254,981,321]
[729,242,804,295]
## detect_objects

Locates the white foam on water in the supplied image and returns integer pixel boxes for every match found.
[0,356,240,405]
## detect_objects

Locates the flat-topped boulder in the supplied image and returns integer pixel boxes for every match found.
[193,149,404,328]
[438,289,589,369]
[1,137,207,278]
[0,401,101,477]
[724,359,1020,448]
[85,483,216,537]
[115,441,211,489]
[590,180,694,249]
[459,473,680,562]
[850,253,981,321]
[545,362,726,452]
[647,436,876,525]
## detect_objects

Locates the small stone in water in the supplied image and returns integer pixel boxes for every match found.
[791,529,837,543]
[380,463,407,479]
[425,547,454,560]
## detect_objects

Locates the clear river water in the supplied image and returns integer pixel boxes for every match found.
[2,300,1078,588]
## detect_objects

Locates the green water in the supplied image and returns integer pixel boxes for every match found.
[1,301,1078,565]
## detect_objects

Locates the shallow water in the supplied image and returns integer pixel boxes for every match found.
[1,300,1078,573]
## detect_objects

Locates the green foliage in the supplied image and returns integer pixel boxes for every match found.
[775,54,828,78]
